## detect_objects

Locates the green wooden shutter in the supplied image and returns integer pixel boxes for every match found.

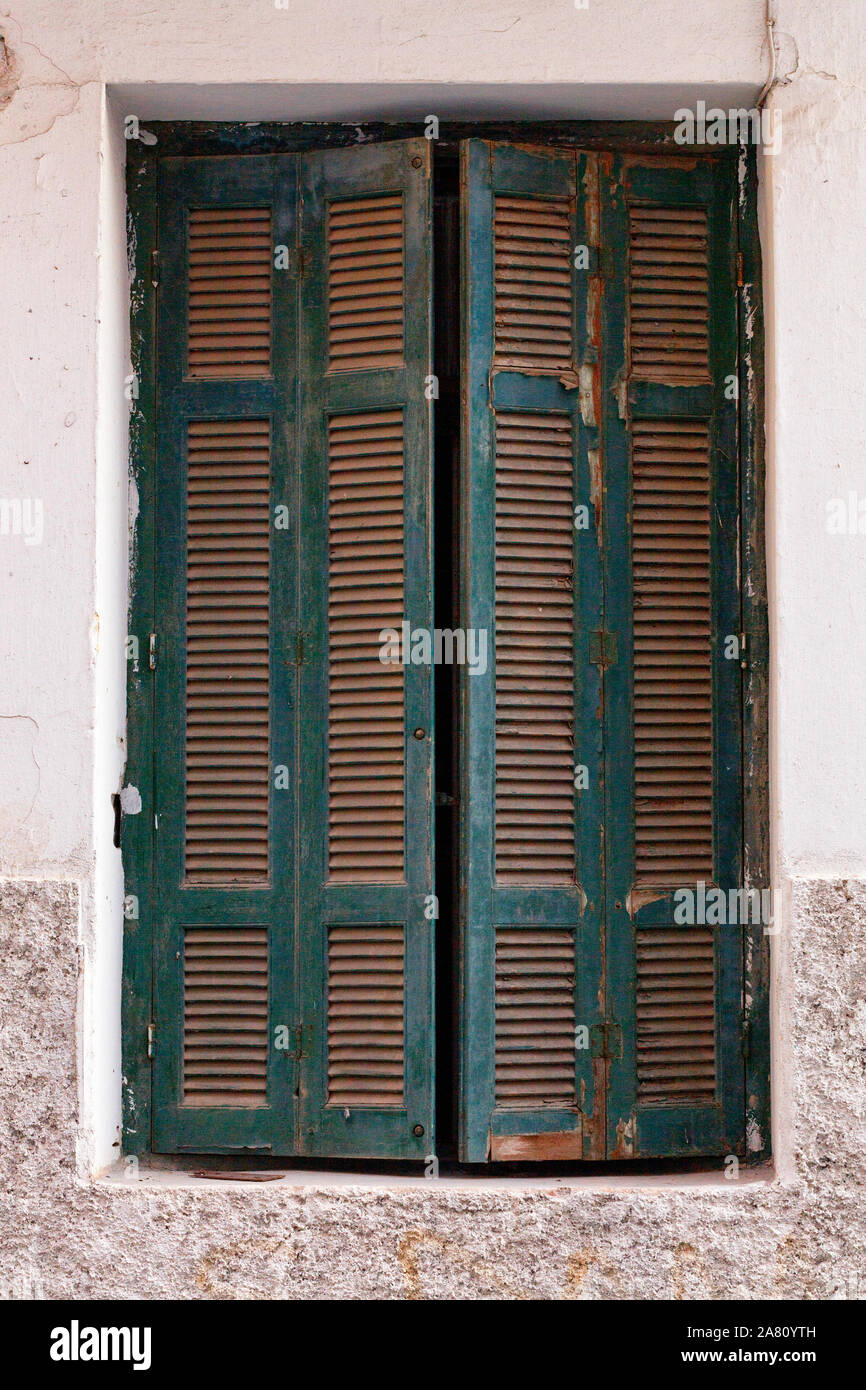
[152,156,299,1153]
[151,140,436,1160]
[602,156,745,1158]
[459,141,606,1162]
[296,139,436,1158]
[459,142,746,1163]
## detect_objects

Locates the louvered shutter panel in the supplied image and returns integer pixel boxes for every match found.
[152,157,298,1152]
[602,157,745,1157]
[460,142,605,1162]
[296,140,436,1158]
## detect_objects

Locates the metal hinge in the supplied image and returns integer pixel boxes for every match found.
[589,629,617,670]
[291,1025,306,1061]
[150,249,160,288]
[295,632,304,666]
[148,633,157,670]
[591,1020,623,1060]
[741,1018,752,1060]
[737,251,744,288]
[146,1021,155,1059]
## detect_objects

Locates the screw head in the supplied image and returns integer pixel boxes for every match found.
[413,1124,425,1137]
[413,727,425,740]
[411,156,423,168]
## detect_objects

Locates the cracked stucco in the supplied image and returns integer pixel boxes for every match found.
[0,14,86,145]
[0,877,865,1300]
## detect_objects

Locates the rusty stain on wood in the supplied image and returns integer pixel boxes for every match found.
[489,1129,584,1162]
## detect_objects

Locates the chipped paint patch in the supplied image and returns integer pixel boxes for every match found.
[627,886,667,914]
[612,1111,635,1158]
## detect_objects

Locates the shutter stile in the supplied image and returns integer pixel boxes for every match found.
[153,156,295,1154]
[601,158,745,1154]
[298,139,434,1157]
[461,142,594,1163]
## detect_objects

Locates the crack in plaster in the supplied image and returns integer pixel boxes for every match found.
[0,14,91,144]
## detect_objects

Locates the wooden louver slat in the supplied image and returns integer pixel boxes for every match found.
[327,924,405,1107]
[187,207,272,378]
[629,205,709,382]
[183,927,268,1107]
[632,418,713,886]
[493,195,572,370]
[494,411,575,884]
[495,928,575,1106]
[185,418,270,884]
[328,411,405,882]
[636,928,716,1103]
[328,193,404,370]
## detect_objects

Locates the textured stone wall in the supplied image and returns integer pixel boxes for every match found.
[1,877,863,1301]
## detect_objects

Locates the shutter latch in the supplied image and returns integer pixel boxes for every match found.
[590,1020,622,1060]
[589,629,617,670]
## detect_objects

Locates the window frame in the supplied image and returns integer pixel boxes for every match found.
[122,120,769,1165]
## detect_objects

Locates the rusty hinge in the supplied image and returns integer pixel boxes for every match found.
[737,251,744,288]
[150,249,160,288]
[589,629,617,670]
[590,1020,622,1060]
[146,1021,155,1059]
[148,633,157,670]
[291,1025,306,1061]
[295,631,304,666]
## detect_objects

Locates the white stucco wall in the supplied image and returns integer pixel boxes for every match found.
[1,0,865,1299]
